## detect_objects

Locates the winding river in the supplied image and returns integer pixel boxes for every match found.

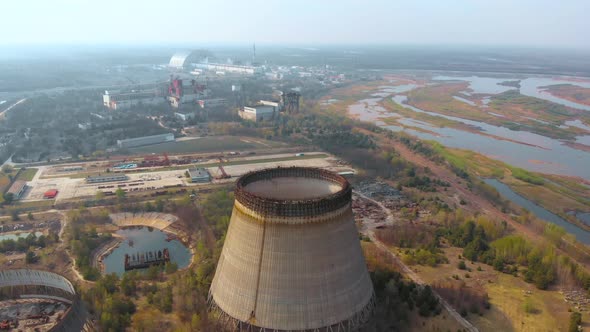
[483,179,590,245]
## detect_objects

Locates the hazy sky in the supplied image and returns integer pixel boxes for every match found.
[1,0,588,48]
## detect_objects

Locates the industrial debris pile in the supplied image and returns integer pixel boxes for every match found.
[0,299,68,331]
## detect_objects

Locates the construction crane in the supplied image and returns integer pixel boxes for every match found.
[215,158,230,179]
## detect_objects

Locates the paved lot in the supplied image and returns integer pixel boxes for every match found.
[20,152,354,202]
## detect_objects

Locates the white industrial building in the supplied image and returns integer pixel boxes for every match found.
[188,168,211,183]
[259,100,282,111]
[103,90,164,110]
[175,112,196,121]
[117,133,175,149]
[197,98,228,108]
[239,105,277,122]
[194,62,262,75]
[86,174,129,184]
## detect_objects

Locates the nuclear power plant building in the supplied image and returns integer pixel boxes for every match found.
[209,167,375,331]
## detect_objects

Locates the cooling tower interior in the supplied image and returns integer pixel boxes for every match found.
[209,167,375,331]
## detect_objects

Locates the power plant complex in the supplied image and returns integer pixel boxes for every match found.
[209,167,375,331]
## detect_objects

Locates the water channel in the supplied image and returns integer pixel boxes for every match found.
[347,75,590,180]
[0,232,42,241]
[102,227,191,276]
[483,179,590,245]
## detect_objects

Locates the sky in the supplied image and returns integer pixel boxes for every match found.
[1,0,589,49]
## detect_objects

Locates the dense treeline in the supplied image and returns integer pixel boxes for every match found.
[377,224,448,267]
[365,268,441,331]
[442,219,558,289]
[0,232,57,253]
[64,209,112,280]
[83,273,137,331]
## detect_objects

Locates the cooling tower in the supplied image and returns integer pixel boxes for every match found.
[209,167,375,331]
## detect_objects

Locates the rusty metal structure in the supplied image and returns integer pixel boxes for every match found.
[0,269,91,331]
[209,167,375,331]
[282,92,300,114]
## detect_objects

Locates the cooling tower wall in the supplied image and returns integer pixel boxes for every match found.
[209,167,374,331]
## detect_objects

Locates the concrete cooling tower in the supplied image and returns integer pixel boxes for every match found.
[209,167,375,331]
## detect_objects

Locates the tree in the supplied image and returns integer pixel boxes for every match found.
[95,191,105,201]
[458,260,467,270]
[165,262,178,274]
[3,192,14,205]
[131,308,161,332]
[10,209,20,221]
[2,165,13,174]
[27,212,34,220]
[25,251,37,264]
[115,188,126,200]
[569,312,582,332]
[155,198,164,212]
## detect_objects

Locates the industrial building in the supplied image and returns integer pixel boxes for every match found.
[6,180,27,199]
[188,167,211,183]
[117,133,175,149]
[239,104,277,122]
[86,174,129,184]
[197,98,227,108]
[167,77,208,108]
[103,89,164,110]
[44,189,59,199]
[209,167,375,331]
[174,111,196,122]
[259,99,282,111]
[168,51,205,70]
[194,61,262,75]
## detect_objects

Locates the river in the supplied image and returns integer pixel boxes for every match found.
[483,179,590,245]
[347,75,590,180]
[433,75,590,111]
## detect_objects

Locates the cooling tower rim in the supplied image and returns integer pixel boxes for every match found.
[235,167,352,217]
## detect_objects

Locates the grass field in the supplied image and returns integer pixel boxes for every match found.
[15,168,38,181]
[415,247,571,332]
[128,136,285,155]
[404,83,590,140]
[542,84,590,107]
[428,144,590,224]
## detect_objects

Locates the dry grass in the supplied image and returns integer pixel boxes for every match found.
[544,84,590,107]
[414,247,571,332]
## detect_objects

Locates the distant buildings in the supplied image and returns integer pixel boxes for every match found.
[197,98,228,108]
[259,100,282,110]
[174,112,196,122]
[166,78,208,109]
[239,105,277,122]
[7,180,27,200]
[43,189,58,199]
[103,89,164,111]
[188,168,211,183]
[194,62,262,75]
[238,100,282,122]
[117,133,174,149]
[86,174,129,184]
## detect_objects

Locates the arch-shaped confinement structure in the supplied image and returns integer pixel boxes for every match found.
[169,50,210,69]
[209,167,375,332]
[0,269,90,332]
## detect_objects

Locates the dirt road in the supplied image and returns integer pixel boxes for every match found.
[354,191,479,332]
[0,98,26,119]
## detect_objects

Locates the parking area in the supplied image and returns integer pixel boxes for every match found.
[19,152,354,202]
